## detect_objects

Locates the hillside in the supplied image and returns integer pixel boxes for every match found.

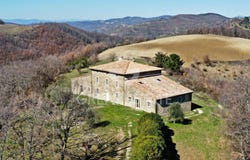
[69,13,250,41]
[0,23,121,64]
[68,15,172,32]
[99,34,250,65]
[0,24,34,34]
[69,13,228,39]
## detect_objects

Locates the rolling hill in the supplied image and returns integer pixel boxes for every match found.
[69,13,228,39]
[69,13,250,41]
[0,23,121,64]
[98,34,250,65]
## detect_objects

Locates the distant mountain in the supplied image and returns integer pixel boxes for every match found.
[67,15,172,32]
[68,13,228,39]
[3,19,50,25]
[0,23,121,64]
[0,19,4,24]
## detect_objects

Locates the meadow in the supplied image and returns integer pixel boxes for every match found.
[99,34,250,66]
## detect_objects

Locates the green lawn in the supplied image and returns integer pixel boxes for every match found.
[166,93,229,160]
[56,68,89,88]
[80,97,146,135]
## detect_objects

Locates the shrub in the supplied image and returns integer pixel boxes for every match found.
[138,113,165,130]
[203,68,208,72]
[131,113,168,159]
[137,119,163,136]
[168,103,184,123]
[130,135,166,160]
[203,55,212,66]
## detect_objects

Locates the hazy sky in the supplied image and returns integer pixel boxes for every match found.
[1,0,250,20]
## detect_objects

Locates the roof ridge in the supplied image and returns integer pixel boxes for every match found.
[124,60,131,74]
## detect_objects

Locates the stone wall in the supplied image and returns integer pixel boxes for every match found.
[91,70,125,105]
[180,101,192,112]
[125,85,156,113]
[71,76,91,96]
[156,101,192,116]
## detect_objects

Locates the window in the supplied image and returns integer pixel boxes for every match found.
[178,96,185,102]
[138,81,143,84]
[106,79,109,85]
[96,88,99,94]
[135,99,140,108]
[116,93,118,98]
[115,81,118,87]
[185,94,191,101]
[147,101,151,107]
[128,97,132,102]
[96,77,99,83]
[157,78,161,81]
[88,87,90,92]
[80,85,83,92]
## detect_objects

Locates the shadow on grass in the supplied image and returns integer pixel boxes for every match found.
[182,118,192,125]
[162,126,180,160]
[168,119,192,125]
[93,120,111,128]
[191,102,202,110]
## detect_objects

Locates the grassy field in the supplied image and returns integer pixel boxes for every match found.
[55,68,89,88]
[98,34,250,66]
[89,99,146,135]
[0,24,34,34]
[166,93,229,160]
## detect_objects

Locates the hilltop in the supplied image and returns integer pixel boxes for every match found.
[98,34,250,65]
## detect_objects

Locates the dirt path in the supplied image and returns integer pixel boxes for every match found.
[126,122,133,160]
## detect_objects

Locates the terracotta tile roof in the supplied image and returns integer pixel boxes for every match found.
[89,60,162,75]
[126,75,193,99]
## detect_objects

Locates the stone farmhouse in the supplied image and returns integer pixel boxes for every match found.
[71,60,193,115]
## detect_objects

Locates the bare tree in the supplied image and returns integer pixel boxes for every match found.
[45,85,97,160]
[219,76,250,160]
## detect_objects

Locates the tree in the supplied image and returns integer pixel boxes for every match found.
[219,76,250,160]
[130,136,166,160]
[0,20,4,25]
[164,54,184,72]
[154,52,167,68]
[168,103,184,123]
[137,113,165,133]
[154,52,184,72]
[75,57,89,73]
[0,108,16,160]
[45,85,97,160]
[131,113,168,159]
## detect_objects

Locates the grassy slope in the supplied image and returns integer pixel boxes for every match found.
[167,93,229,160]
[98,34,250,65]
[60,69,229,160]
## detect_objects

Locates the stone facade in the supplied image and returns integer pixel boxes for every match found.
[71,60,193,114]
